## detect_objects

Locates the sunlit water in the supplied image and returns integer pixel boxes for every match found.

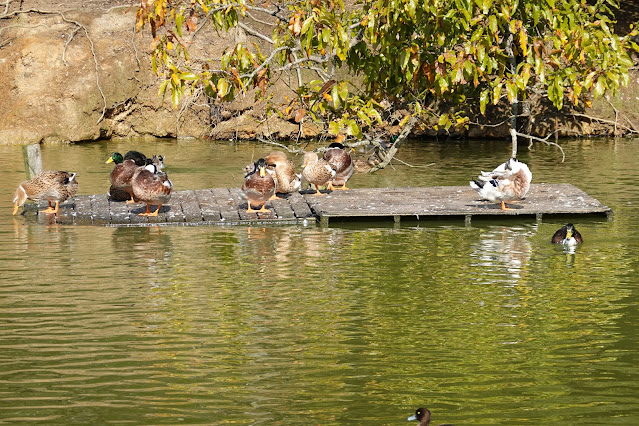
[1,138,638,424]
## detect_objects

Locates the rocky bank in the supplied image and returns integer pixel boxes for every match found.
[0,1,638,145]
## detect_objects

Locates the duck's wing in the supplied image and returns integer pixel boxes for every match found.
[551,226,567,243]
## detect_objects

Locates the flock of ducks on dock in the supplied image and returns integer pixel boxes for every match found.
[10,145,582,245]
[239,142,354,213]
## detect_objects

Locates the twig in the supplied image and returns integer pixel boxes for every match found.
[571,112,639,134]
[607,99,619,136]
[131,21,141,70]
[62,26,80,66]
[512,130,566,162]
[392,158,436,168]
[256,136,305,153]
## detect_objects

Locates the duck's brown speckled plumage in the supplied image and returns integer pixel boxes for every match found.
[108,159,139,201]
[240,158,276,212]
[301,152,336,195]
[13,170,78,215]
[107,154,165,202]
[265,151,301,194]
[132,164,173,216]
[322,143,353,189]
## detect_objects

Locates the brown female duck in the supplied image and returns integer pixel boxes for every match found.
[131,164,173,216]
[264,150,301,197]
[13,170,78,215]
[322,142,353,190]
[301,151,336,195]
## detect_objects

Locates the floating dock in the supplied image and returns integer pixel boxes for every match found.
[20,183,612,226]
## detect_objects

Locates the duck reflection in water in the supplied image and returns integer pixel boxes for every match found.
[407,407,454,426]
[471,226,533,282]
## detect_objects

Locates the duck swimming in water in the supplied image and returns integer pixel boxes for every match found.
[407,407,454,426]
[470,158,532,211]
[551,223,583,245]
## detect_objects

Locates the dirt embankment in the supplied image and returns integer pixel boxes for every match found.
[0,1,637,145]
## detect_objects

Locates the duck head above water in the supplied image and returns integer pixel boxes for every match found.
[407,407,453,426]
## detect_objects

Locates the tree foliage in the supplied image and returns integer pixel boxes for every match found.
[136,0,638,145]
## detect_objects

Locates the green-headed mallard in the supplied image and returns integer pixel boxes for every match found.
[470,158,532,210]
[322,142,353,190]
[407,407,452,426]
[551,223,583,245]
[264,150,301,197]
[106,153,164,202]
[301,151,336,196]
[106,151,152,167]
[240,158,276,213]
[13,170,78,215]
[131,164,173,216]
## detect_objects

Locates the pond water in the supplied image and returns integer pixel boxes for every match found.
[1,137,638,424]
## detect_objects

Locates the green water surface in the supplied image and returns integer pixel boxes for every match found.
[0,138,638,424]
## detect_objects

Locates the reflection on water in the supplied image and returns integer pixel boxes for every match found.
[1,138,639,423]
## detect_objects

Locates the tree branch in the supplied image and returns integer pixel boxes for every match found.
[513,130,566,162]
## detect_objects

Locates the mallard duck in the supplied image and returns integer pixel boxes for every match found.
[13,170,78,215]
[301,151,337,195]
[131,164,173,216]
[322,142,354,190]
[264,150,301,197]
[106,153,164,202]
[106,150,154,167]
[551,223,583,245]
[469,158,532,210]
[407,407,453,426]
[240,158,276,212]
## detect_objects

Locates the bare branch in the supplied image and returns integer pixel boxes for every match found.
[512,130,566,162]
[238,22,274,44]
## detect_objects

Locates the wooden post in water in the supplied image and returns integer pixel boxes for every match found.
[22,144,43,179]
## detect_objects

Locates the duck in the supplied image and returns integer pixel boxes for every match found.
[407,407,453,426]
[551,223,583,245]
[13,170,78,215]
[240,158,276,212]
[107,153,164,202]
[469,157,532,210]
[106,150,159,167]
[131,163,173,216]
[264,150,301,197]
[301,151,336,195]
[322,142,353,190]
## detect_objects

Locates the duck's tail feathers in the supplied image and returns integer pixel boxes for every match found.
[470,179,484,189]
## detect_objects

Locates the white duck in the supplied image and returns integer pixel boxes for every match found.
[470,158,532,210]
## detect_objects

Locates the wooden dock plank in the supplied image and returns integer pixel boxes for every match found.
[193,189,222,222]
[15,184,611,226]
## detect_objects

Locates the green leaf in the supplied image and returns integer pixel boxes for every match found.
[217,78,230,98]
[479,89,489,114]
[328,121,340,135]
[175,11,184,37]
[594,78,606,98]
